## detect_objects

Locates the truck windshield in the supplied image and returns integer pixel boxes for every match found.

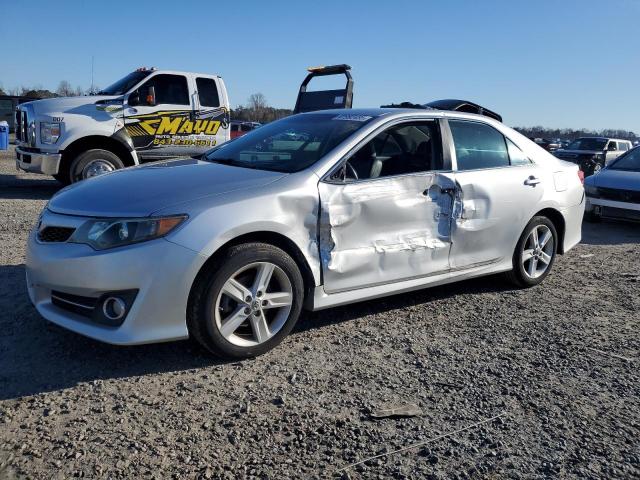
[204,113,375,173]
[566,138,607,151]
[609,148,640,172]
[98,71,151,96]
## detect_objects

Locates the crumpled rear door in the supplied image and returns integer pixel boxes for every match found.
[318,173,456,293]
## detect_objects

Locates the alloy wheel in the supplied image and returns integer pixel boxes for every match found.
[214,262,293,347]
[522,224,554,279]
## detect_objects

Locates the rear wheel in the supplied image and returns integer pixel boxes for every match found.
[68,149,124,183]
[188,242,304,358]
[504,216,558,288]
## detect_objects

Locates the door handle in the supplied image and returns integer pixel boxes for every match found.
[524,176,541,186]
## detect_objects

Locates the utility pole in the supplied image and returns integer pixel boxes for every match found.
[90,56,94,94]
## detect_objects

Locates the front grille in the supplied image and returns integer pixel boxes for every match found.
[51,291,97,319]
[601,206,640,222]
[22,111,28,143]
[597,187,640,204]
[37,226,75,243]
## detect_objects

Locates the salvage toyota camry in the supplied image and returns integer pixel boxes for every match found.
[26,108,585,358]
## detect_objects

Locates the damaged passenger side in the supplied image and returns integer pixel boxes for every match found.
[319,120,457,293]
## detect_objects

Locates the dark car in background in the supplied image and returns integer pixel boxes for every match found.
[584,146,640,222]
[230,121,261,139]
[0,95,31,132]
[530,138,561,152]
[554,137,632,176]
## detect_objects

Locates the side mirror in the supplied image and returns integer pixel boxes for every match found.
[128,91,140,106]
[145,86,156,106]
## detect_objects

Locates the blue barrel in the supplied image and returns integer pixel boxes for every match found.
[0,121,8,150]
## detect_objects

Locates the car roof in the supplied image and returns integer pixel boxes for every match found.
[299,107,500,124]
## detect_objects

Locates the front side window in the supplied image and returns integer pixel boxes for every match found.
[205,113,373,173]
[343,121,443,181]
[450,120,509,171]
[196,77,220,107]
[137,74,190,105]
[607,141,618,151]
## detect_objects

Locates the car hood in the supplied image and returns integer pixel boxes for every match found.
[47,159,287,217]
[587,168,640,191]
[24,95,122,116]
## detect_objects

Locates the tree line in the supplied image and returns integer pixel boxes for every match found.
[0,81,100,99]
[513,126,638,142]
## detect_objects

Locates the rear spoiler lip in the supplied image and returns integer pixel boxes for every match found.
[380,99,502,122]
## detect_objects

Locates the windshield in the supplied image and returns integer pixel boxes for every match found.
[566,138,607,151]
[204,113,375,173]
[609,147,640,171]
[98,71,151,96]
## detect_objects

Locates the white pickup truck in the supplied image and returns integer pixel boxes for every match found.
[15,68,230,184]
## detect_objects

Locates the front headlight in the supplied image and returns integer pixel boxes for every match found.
[40,122,61,144]
[69,215,187,250]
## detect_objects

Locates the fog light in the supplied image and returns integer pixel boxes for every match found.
[102,296,127,321]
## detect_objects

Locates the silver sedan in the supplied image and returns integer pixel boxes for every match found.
[26,109,585,358]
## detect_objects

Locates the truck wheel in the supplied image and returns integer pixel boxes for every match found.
[69,149,124,183]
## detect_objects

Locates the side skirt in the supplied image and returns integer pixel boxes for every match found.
[309,258,509,311]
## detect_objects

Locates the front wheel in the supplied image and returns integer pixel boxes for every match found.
[69,149,125,183]
[188,243,304,358]
[504,216,558,288]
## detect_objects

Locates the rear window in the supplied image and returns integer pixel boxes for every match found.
[450,120,509,170]
[196,77,220,107]
[567,138,607,151]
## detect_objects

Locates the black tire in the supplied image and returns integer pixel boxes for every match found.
[68,149,124,183]
[188,242,304,359]
[504,216,558,288]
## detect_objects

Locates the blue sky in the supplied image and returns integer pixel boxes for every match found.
[2,0,639,132]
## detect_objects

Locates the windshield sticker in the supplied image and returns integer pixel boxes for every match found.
[332,114,372,122]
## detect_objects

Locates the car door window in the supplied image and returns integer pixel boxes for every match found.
[617,141,629,152]
[138,74,190,106]
[196,77,220,107]
[607,141,617,151]
[449,120,510,171]
[507,138,532,166]
[344,121,443,181]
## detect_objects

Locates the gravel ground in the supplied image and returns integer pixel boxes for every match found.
[1,145,639,479]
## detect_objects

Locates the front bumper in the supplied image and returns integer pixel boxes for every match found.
[16,146,62,175]
[26,213,207,345]
[586,196,640,221]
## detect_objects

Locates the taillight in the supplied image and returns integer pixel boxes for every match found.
[577,169,584,184]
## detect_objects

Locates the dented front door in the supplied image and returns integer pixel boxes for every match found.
[319,173,456,293]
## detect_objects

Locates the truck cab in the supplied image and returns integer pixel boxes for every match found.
[15,68,230,184]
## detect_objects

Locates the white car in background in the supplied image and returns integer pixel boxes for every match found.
[26,107,585,358]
